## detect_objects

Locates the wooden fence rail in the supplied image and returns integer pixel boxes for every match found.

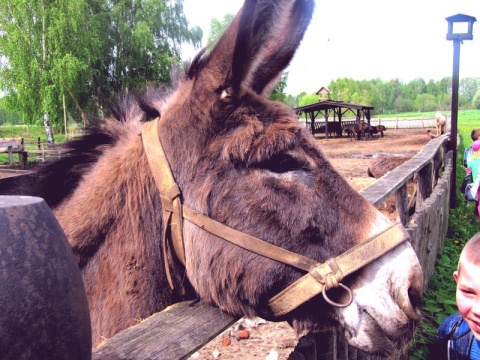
[304,117,449,131]
[91,134,452,360]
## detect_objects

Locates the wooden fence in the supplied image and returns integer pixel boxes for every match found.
[369,117,449,130]
[91,134,453,359]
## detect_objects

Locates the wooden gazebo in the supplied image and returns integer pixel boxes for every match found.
[294,100,374,138]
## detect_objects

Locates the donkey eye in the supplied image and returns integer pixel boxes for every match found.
[260,154,309,173]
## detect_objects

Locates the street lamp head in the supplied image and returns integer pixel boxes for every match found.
[446,14,476,41]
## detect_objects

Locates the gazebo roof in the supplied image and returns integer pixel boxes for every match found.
[294,100,374,115]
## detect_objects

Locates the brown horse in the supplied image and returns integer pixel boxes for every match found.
[343,122,372,140]
[370,124,387,137]
[2,0,423,356]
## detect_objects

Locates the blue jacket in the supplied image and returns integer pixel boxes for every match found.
[432,313,474,360]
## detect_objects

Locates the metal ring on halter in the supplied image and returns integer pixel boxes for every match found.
[321,283,353,308]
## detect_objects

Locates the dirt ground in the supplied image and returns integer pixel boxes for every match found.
[0,127,435,360]
[191,127,435,360]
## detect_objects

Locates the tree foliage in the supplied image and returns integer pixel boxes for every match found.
[0,0,202,135]
[270,72,288,103]
[207,13,234,46]
[296,76,480,115]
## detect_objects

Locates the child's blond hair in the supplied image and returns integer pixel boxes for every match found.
[458,233,480,274]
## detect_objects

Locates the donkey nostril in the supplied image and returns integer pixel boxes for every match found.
[405,270,424,320]
[408,285,422,317]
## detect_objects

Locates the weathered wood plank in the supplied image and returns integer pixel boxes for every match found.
[0,137,23,149]
[0,138,26,167]
[92,301,238,360]
[395,183,409,225]
[360,135,448,206]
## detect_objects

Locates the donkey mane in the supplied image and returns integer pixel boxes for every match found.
[6,84,192,209]
[1,129,115,207]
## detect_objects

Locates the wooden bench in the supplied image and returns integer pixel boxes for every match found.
[0,137,27,168]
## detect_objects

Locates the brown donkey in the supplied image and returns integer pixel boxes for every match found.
[2,0,423,356]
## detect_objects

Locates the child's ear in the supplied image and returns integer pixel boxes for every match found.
[453,271,459,283]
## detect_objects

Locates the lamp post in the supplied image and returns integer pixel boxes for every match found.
[445,14,476,208]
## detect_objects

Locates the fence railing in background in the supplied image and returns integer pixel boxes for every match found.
[302,117,450,131]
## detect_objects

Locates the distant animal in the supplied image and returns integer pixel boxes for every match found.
[435,111,447,136]
[342,124,357,140]
[0,0,423,355]
[342,122,371,140]
[368,155,412,179]
[370,125,387,137]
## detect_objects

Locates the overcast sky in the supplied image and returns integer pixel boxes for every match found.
[181,0,480,95]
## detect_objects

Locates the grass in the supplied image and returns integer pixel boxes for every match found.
[409,111,480,359]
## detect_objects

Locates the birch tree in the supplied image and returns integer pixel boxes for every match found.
[0,0,95,142]
[0,0,201,139]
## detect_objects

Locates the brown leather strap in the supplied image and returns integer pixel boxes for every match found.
[142,119,186,289]
[183,205,407,316]
[266,223,409,316]
[182,206,323,272]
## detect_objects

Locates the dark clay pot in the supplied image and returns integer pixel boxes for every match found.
[0,196,91,360]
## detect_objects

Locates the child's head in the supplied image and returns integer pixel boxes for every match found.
[453,232,480,340]
[471,128,480,141]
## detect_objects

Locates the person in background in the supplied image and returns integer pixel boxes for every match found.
[464,129,480,168]
[466,140,480,220]
[429,233,480,359]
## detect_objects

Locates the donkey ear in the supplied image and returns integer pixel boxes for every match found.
[201,0,314,97]
[233,0,314,96]
[245,0,314,96]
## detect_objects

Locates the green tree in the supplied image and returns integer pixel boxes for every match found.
[460,78,479,102]
[0,0,202,140]
[0,0,93,141]
[99,0,202,98]
[415,94,437,112]
[297,93,318,107]
[207,14,234,46]
[270,72,288,104]
[472,89,480,110]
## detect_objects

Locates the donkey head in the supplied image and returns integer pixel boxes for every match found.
[145,0,423,355]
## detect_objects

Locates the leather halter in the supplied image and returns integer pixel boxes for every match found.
[142,118,410,317]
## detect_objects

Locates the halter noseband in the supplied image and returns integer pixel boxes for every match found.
[142,118,410,317]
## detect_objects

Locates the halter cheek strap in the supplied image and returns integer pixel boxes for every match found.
[141,118,410,317]
[142,118,186,289]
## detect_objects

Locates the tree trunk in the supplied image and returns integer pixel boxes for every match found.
[63,93,68,138]
[41,4,53,144]
[43,112,54,144]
